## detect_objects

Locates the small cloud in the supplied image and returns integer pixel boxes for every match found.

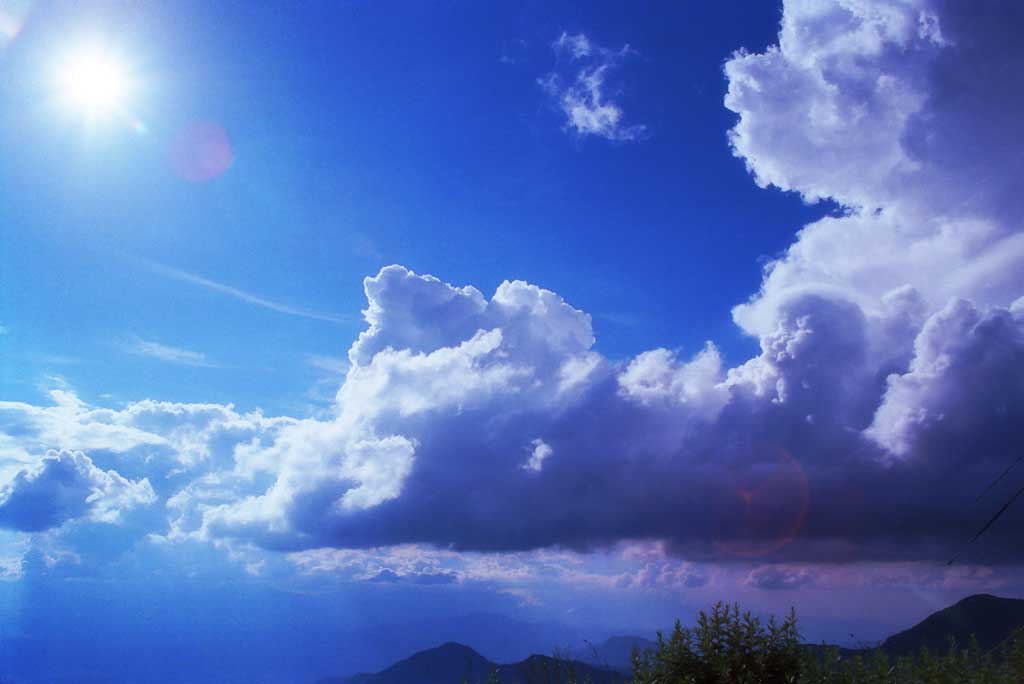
[745,566,816,591]
[0,325,7,335]
[127,336,213,367]
[523,438,553,472]
[553,32,592,60]
[539,32,646,142]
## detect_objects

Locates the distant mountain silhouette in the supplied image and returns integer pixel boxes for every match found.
[502,653,624,684]
[331,612,587,673]
[317,641,626,684]
[880,593,1024,656]
[342,642,491,684]
[316,594,1024,684]
[577,636,658,671]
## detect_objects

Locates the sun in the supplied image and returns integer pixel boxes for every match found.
[54,45,131,119]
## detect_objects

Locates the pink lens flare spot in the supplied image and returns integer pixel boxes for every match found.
[170,121,234,182]
[0,0,33,47]
[712,450,811,559]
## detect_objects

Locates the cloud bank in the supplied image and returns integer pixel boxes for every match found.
[0,449,154,532]
[2,0,1023,575]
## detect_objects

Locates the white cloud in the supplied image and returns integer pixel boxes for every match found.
[0,449,155,531]
[0,390,166,463]
[618,343,728,417]
[3,0,1024,569]
[540,32,646,141]
[127,336,212,367]
[866,298,1024,459]
[523,438,553,473]
[553,32,592,60]
[0,388,290,479]
[723,0,1024,466]
[726,0,1024,345]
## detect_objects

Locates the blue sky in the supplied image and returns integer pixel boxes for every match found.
[3,1,1024,682]
[1,0,831,414]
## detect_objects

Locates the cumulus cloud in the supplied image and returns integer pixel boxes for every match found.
[186,0,1022,561]
[727,0,1024,337]
[867,299,1024,459]
[0,390,166,469]
[5,257,1022,564]
[619,343,729,417]
[0,390,288,474]
[173,260,1011,562]
[523,439,553,473]
[723,2,1024,461]
[539,32,646,141]
[0,449,155,531]
[2,0,1023,572]
[724,1,1024,221]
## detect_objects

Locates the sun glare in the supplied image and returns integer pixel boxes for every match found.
[55,45,131,119]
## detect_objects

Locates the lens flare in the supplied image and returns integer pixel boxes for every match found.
[0,0,33,49]
[712,451,811,558]
[170,121,234,182]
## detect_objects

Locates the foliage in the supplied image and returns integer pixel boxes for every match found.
[629,603,1024,684]
[631,603,801,684]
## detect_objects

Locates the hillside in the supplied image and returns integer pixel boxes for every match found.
[317,642,626,684]
[317,594,1024,684]
[881,593,1024,656]
[577,636,658,671]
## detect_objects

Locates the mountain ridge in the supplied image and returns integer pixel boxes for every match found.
[881,593,1024,656]
[316,641,626,684]
[319,594,1024,684]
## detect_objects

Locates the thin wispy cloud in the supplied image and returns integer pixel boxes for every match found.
[307,354,349,375]
[126,336,213,367]
[553,32,592,60]
[135,257,347,324]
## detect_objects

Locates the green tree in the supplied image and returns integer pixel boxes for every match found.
[631,605,1024,684]
[632,603,802,684]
